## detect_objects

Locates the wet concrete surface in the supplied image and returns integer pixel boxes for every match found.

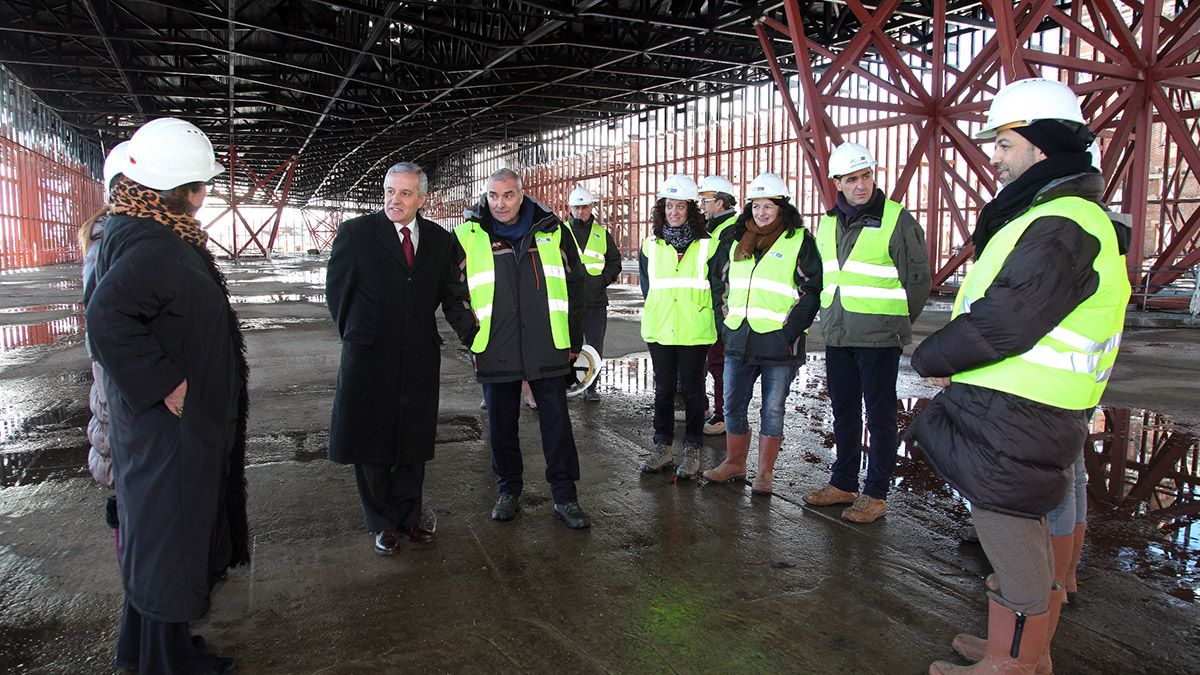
[2,256,1199,673]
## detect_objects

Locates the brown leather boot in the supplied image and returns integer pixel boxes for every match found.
[932,598,1051,674]
[751,434,782,496]
[1050,534,1074,604]
[703,432,751,482]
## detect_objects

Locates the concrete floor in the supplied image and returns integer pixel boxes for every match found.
[1,256,1197,674]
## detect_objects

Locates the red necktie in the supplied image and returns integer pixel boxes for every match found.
[400,226,414,267]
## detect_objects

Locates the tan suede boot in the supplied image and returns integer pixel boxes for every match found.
[932,598,1050,674]
[750,434,782,496]
[703,432,751,482]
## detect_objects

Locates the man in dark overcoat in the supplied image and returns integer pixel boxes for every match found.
[326,161,475,556]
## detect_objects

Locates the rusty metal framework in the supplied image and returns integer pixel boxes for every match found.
[0,66,103,272]
[0,1,1197,289]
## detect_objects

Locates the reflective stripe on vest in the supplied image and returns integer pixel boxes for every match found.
[454,220,572,353]
[724,231,807,333]
[641,236,717,346]
[568,220,608,276]
[950,196,1131,410]
[816,199,908,315]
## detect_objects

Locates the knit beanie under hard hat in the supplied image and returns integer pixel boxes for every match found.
[1011,119,1095,157]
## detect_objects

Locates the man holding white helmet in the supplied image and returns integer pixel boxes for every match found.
[696,175,740,434]
[565,184,621,401]
[909,78,1131,674]
[803,141,930,524]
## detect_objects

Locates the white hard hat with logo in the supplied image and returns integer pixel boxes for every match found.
[657,174,700,201]
[102,141,130,194]
[568,185,596,206]
[745,172,791,200]
[828,142,877,179]
[975,78,1087,140]
[123,118,225,191]
[697,175,736,199]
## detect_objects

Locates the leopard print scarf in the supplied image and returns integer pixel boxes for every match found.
[107,178,208,246]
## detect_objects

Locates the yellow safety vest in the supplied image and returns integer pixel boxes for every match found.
[454,219,571,353]
[816,200,908,315]
[567,220,608,276]
[950,196,1130,409]
[640,236,717,346]
[724,231,809,333]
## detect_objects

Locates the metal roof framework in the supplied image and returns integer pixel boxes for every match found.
[0,0,997,206]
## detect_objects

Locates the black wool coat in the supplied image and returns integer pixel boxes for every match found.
[326,212,475,465]
[85,214,249,623]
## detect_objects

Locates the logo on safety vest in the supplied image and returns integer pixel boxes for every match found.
[770,251,785,259]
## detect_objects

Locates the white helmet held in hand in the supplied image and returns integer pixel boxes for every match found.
[697,175,736,199]
[102,141,130,194]
[568,185,596,206]
[123,118,225,191]
[745,172,791,200]
[828,142,877,179]
[657,174,699,202]
[975,78,1087,140]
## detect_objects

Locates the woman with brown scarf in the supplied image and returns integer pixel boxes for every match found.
[85,118,248,674]
[703,173,823,496]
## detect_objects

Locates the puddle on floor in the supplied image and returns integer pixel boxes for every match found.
[597,351,1197,600]
[229,293,327,305]
[239,317,328,331]
[0,313,85,353]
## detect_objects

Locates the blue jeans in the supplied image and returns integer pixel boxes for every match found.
[1047,448,1087,536]
[722,357,799,437]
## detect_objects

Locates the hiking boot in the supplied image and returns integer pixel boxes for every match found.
[803,484,859,506]
[583,386,600,402]
[553,501,591,529]
[640,442,674,473]
[675,441,702,479]
[841,495,887,523]
[491,494,519,521]
[703,415,726,435]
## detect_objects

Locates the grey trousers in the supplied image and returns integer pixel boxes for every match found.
[972,506,1054,614]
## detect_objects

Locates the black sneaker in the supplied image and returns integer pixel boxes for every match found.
[491,494,519,521]
[553,501,592,529]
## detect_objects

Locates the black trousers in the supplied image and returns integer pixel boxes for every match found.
[354,461,425,533]
[116,596,219,674]
[483,376,580,504]
[582,304,608,358]
[649,342,709,445]
[827,345,902,500]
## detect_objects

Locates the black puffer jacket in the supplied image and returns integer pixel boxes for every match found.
[453,198,585,383]
[910,172,1130,518]
[710,226,823,366]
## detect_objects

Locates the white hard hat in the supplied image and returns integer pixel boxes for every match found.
[566,344,602,397]
[102,141,130,193]
[697,175,736,198]
[1087,141,1102,171]
[745,172,791,200]
[568,185,596,206]
[123,118,225,190]
[976,78,1087,140]
[657,174,699,201]
[828,142,877,179]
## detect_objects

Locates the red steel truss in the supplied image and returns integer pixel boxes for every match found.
[759,0,1200,303]
[204,145,298,259]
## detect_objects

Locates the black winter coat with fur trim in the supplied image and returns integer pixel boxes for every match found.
[85,213,250,623]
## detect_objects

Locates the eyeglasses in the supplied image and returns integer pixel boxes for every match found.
[698,197,718,205]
